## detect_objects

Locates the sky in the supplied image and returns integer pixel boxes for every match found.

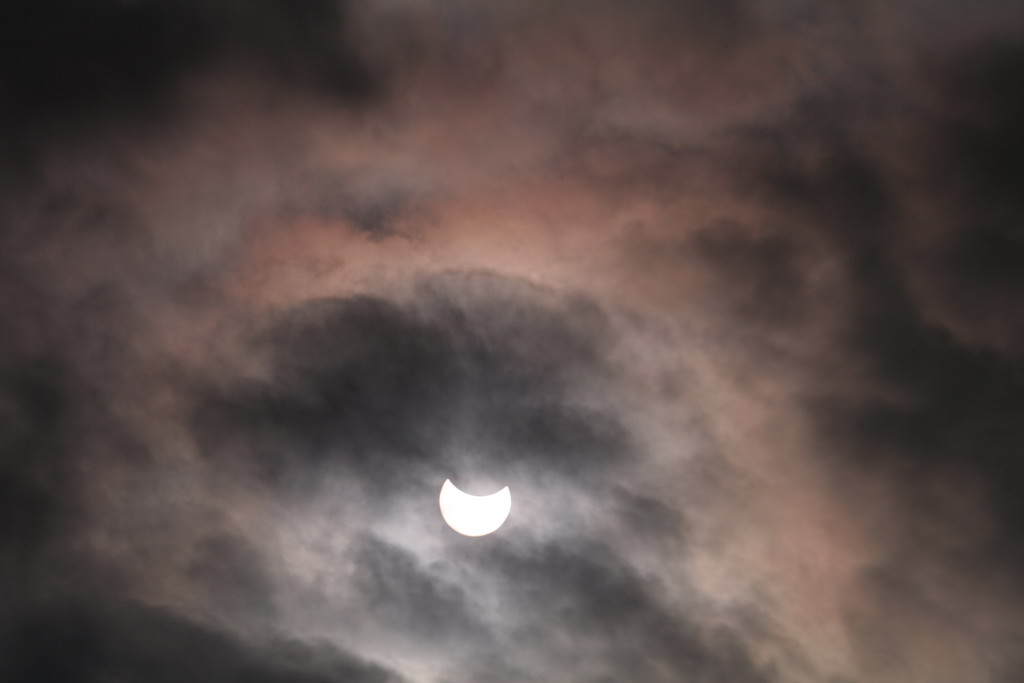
[2,1,1024,681]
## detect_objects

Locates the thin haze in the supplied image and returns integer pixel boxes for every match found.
[2,1,1024,681]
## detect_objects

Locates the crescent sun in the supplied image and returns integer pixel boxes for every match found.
[438,478,511,537]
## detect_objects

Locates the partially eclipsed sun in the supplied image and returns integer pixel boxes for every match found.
[438,479,511,537]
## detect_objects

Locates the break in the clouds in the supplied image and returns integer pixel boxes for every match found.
[3,1,1024,681]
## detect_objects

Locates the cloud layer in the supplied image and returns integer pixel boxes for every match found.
[3,1,1024,681]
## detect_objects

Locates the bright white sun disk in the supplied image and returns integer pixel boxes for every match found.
[438,478,511,537]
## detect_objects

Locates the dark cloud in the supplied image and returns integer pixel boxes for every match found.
[478,541,775,683]
[5,597,401,683]
[701,30,1024,678]
[187,533,280,620]
[0,0,378,194]
[906,40,1024,353]
[0,363,401,682]
[0,0,375,124]
[191,277,629,495]
[751,38,1024,563]
[0,355,144,574]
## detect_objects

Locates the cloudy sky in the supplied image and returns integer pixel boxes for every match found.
[3,1,1024,681]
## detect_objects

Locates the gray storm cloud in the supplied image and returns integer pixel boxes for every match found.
[3,1,1024,682]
